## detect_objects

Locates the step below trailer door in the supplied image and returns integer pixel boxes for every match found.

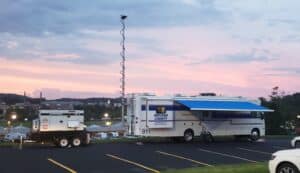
[143,99,174,129]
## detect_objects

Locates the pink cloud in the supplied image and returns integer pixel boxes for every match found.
[0,26,299,99]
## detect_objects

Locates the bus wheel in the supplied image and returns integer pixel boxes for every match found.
[59,138,69,148]
[250,129,260,141]
[184,129,194,142]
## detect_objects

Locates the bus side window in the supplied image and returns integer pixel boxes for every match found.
[251,112,264,120]
[260,113,265,120]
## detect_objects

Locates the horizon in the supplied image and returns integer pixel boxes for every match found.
[1,1,300,99]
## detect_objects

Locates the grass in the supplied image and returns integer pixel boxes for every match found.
[162,162,269,173]
[0,141,20,147]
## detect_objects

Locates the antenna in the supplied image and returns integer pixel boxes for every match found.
[120,15,127,124]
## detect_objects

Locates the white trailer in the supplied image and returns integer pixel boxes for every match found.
[30,110,90,147]
[126,93,273,142]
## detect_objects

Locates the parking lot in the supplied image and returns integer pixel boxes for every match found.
[0,137,293,173]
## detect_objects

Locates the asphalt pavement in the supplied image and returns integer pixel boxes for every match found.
[0,137,294,173]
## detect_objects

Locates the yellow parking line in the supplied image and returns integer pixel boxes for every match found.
[156,151,213,167]
[198,148,258,163]
[237,147,272,155]
[47,158,77,173]
[106,154,160,173]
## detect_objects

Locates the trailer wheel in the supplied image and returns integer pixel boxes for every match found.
[184,129,194,142]
[59,138,69,148]
[72,138,81,147]
[250,128,260,141]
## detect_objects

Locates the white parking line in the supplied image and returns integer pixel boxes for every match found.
[106,154,160,173]
[237,147,272,155]
[198,148,258,163]
[156,151,213,167]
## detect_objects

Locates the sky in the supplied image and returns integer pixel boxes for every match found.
[0,0,300,99]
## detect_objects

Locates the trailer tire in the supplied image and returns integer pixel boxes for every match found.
[250,128,260,141]
[71,137,81,147]
[184,129,194,142]
[59,138,69,148]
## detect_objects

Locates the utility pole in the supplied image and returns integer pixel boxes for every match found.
[120,15,127,124]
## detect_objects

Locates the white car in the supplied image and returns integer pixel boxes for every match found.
[291,136,300,148]
[269,149,300,173]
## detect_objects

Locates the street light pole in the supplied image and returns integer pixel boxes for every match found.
[120,15,127,124]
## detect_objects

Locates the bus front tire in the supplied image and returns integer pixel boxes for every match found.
[183,129,194,142]
[250,129,260,141]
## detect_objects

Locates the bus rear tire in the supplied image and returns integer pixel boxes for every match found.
[250,129,260,141]
[184,129,194,142]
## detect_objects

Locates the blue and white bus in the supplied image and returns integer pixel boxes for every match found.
[126,93,273,142]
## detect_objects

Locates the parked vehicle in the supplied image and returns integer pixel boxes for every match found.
[291,136,300,148]
[269,149,300,173]
[29,110,91,148]
[4,132,27,142]
[126,93,273,142]
[296,115,300,135]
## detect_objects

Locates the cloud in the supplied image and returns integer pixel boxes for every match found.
[32,88,118,99]
[0,0,228,36]
[188,48,279,64]
[266,67,300,76]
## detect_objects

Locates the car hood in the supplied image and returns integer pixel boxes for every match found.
[273,149,300,156]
